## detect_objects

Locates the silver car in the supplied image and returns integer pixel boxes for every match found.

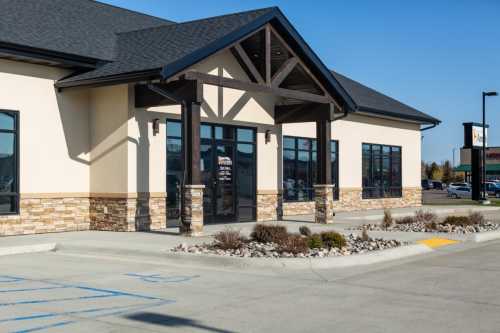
[447,186,472,199]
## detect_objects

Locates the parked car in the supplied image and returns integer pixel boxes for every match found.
[447,186,472,199]
[432,181,444,190]
[448,182,469,189]
[421,179,433,190]
[485,182,500,198]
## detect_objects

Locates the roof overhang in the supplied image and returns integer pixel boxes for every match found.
[356,106,441,125]
[0,41,101,69]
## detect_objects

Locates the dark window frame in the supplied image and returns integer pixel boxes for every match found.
[0,109,20,215]
[362,142,402,199]
[283,136,339,202]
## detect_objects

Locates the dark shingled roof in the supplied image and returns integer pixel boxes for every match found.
[0,0,174,61]
[331,71,440,124]
[0,0,439,124]
[57,7,276,84]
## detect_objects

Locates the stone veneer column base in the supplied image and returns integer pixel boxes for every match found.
[256,191,280,221]
[89,193,166,232]
[180,185,205,236]
[314,185,335,224]
[0,196,90,236]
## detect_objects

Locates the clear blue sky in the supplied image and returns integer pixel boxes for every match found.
[102,0,500,164]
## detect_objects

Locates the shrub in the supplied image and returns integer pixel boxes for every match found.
[468,211,486,225]
[278,235,309,254]
[320,231,347,249]
[415,209,438,224]
[381,209,394,229]
[361,228,370,242]
[395,216,417,225]
[307,234,324,249]
[441,216,471,226]
[251,224,288,244]
[214,229,245,250]
[299,226,312,237]
[425,222,438,230]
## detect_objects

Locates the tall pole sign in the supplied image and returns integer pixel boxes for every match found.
[463,122,488,201]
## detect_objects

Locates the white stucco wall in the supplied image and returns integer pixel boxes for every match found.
[282,114,422,188]
[89,84,129,193]
[0,59,90,194]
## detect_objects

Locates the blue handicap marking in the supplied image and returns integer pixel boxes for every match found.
[0,275,176,332]
[125,273,200,283]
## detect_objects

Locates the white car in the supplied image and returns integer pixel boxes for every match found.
[448,182,470,189]
[447,186,472,199]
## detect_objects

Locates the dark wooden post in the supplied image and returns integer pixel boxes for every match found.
[182,101,201,185]
[180,79,205,236]
[316,120,332,184]
[314,119,334,224]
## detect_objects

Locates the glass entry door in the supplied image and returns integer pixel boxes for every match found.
[214,143,236,221]
[167,120,256,224]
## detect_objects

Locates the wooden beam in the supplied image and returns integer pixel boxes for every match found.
[268,25,339,108]
[275,103,334,124]
[265,25,271,86]
[271,57,298,88]
[231,44,265,84]
[135,80,202,108]
[316,120,332,184]
[183,71,332,104]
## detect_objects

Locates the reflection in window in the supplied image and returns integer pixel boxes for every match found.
[283,136,339,202]
[362,143,402,199]
[0,111,18,214]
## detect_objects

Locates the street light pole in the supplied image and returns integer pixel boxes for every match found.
[481,91,498,203]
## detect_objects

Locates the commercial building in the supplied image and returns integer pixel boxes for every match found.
[456,147,500,181]
[0,0,439,236]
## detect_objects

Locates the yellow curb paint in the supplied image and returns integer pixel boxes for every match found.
[417,238,459,249]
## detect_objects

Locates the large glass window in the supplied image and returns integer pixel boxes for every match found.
[283,136,339,202]
[362,143,402,199]
[0,111,19,214]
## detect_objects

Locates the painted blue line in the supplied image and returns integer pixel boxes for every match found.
[75,286,166,301]
[0,286,70,293]
[0,301,173,323]
[0,293,117,307]
[11,320,75,333]
[0,276,25,283]
[125,273,200,283]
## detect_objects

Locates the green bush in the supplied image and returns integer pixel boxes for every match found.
[251,224,288,244]
[307,234,324,249]
[214,229,245,250]
[395,216,417,225]
[278,235,309,254]
[299,226,312,237]
[442,216,471,226]
[415,209,438,224]
[320,231,347,249]
[381,209,393,229]
[468,211,486,225]
[361,228,370,242]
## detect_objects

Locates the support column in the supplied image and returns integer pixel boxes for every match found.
[180,81,205,235]
[315,119,334,224]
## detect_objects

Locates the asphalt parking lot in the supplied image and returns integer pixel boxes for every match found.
[423,189,500,206]
[2,238,500,333]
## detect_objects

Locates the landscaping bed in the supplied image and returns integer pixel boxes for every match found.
[352,209,500,234]
[171,225,404,258]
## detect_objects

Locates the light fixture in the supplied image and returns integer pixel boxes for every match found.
[152,118,160,136]
[265,130,271,144]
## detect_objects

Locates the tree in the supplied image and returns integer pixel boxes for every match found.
[429,162,440,180]
[441,160,453,184]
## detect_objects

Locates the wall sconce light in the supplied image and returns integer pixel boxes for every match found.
[265,130,271,144]
[152,118,160,136]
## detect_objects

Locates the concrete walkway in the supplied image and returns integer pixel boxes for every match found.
[1,204,498,259]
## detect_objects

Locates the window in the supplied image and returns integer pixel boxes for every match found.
[362,143,401,199]
[0,110,19,214]
[283,136,339,202]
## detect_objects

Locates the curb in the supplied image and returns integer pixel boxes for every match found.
[471,230,500,243]
[0,243,57,257]
[57,243,432,270]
